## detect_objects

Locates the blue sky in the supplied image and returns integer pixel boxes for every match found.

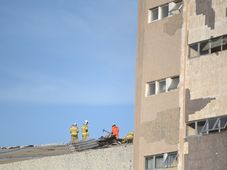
[0,0,137,146]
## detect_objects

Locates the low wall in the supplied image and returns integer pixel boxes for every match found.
[0,144,133,170]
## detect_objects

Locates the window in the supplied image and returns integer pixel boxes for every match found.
[197,121,206,134]
[149,7,159,22]
[211,37,222,53]
[189,43,199,58]
[199,40,210,55]
[220,117,227,129]
[187,122,196,136]
[164,152,178,168]
[189,34,227,58]
[199,41,210,55]
[147,82,156,96]
[146,76,179,96]
[160,4,169,19]
[155,155,164,168]
[169,0,183,15]
[148,1,182,23]
[145,156,154,170]
[158,80,166,93]
[187,116,227,136]
[223,35,227,50]
[145,152,178,170]
[168,76,179,91]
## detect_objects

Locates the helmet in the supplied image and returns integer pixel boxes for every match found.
[112,123,116,126]
[85,120,88,124]
[73,122,77,126]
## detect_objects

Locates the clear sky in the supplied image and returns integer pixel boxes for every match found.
[0,0,137,146]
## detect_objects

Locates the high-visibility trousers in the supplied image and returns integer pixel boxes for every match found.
[71,135,78,144]
[82,133,88,141]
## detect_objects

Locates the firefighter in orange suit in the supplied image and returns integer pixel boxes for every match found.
[111,124,119,139]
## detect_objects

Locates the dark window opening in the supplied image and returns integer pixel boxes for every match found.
[151,7,159,21]
[189,43,199,58]
[189,34,227,58]
[187,116,227,136]
[211,37,222,53]
[223,35,227,50]
[148,82,156,96]
[199,40,210,55]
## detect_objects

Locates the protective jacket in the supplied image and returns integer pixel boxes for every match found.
[112,125,119,139]
[81,124,89,140]
[70,126,79,136]
[81,124,88,134]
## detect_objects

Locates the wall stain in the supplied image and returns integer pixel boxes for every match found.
[163,14,183,35]
[195,0,215,29]
[141,108,180,145]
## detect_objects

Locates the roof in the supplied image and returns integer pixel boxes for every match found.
[0,144,71,164]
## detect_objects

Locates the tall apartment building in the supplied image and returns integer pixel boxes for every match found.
[134,0,227,170]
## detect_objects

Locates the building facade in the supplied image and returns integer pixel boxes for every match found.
[134,0,227,170]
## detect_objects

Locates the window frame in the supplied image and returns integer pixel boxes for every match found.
[187,116,227,136]
[145,152,178,170]
[189,34,227,58]
[148,0,183,23]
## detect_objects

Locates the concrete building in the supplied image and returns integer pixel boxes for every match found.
[134,0,227,170]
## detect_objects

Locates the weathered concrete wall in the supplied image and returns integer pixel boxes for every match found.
[0,145,133,170]
[186,51,227,121]
[186,132,227,170]
[185,0,227,121]
[178,0,227,169]
[188,0,227,44]
[134,0,182,169]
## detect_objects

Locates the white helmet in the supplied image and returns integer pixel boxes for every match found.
[73,122,77,126]
[84,120,88,124]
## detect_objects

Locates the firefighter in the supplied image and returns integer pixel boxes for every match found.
[70,123,79,144]
[81,120,89,141]
[111,124,119,139]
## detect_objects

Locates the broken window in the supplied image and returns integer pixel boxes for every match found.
[169,0,183,15]
[189,34,227,58]
[187,122,196,136]
[145,152,178,170]
[164,152,178,168]
[187,116,227,136]
[148,1,182,23]
[211,37,222,53]
[223,35,227,50]
[158,80,166,93]
[168,76,179,91]
[220,117,227,130]
[199,40,210,55]
[197,121,206,134]
[189,43,199,58]
[160,4,169,19]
